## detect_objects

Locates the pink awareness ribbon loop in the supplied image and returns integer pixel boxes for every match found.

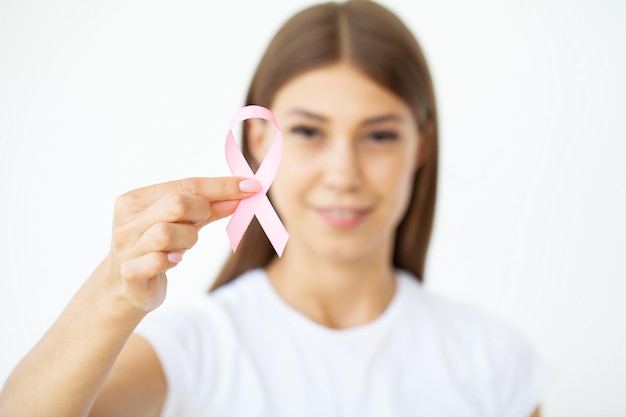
[225,105,289,257]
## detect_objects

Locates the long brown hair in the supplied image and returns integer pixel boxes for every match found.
[211,0,438,291]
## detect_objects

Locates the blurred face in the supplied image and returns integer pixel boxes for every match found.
[248,63,421,262]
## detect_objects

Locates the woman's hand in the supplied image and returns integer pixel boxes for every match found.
[0,176,260,417]
[103,176,260,314]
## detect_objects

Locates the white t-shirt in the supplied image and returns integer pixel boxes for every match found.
[135,268,551,417]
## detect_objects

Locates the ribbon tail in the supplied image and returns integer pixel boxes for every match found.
[255,195,289,257]
[226,198,256,252]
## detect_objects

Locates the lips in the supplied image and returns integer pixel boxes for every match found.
[315,207,372,229]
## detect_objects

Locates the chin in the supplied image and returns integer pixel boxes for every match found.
[308,234,388,265]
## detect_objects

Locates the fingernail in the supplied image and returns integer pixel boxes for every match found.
[167,252,183,264]
[239,179,262,193]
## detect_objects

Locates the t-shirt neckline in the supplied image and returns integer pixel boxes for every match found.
[255,268,410,342]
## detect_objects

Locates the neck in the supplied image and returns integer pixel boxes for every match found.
[265,246,396,329]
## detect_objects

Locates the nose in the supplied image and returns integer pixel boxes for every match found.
[321,139,363,191]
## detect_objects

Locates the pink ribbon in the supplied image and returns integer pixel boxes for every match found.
[225,105,289,257]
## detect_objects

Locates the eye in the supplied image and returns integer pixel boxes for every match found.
[290,125,322,140]
[366,130,399,143]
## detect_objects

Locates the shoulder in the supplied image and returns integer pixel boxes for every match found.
[397,270,530,356]
[131,269,267,416]
[136,268,266,340]
[397,271,552,417]
[132,269,264,363]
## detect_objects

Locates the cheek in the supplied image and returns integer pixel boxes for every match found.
[394,170,416,217]
[373,156,416,220]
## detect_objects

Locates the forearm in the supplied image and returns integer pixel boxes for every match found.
[0,260,146,417]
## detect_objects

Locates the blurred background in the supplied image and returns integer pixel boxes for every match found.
[1,0,625,415]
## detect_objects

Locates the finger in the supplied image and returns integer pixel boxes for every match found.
[135,222,200,255]
[112,193,208,249]
[115,177,260,216]
[166,251,184,263]
[113,194,245,251]
[120,252,175,284]
[143,192,213,226]
[196,200,241,228]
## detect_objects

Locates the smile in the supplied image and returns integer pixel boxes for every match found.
[315,207,371,229]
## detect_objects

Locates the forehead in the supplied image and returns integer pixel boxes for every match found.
[271,63,412,121]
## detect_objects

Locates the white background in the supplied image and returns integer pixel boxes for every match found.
[1,0,625,415]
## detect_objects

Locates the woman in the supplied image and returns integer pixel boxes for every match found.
[0,1,550,416]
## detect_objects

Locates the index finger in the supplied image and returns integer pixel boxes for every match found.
[121,177,258,212]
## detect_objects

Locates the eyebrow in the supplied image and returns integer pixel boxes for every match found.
[286,108,406,126]
[361,113,406,126]
[286,109,328,122]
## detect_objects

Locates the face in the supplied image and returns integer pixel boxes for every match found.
[249,63,421,263]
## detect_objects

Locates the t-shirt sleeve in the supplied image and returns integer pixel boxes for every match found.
[134,297,218,417]
[427,294,554,417]
[484,315,554,417]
